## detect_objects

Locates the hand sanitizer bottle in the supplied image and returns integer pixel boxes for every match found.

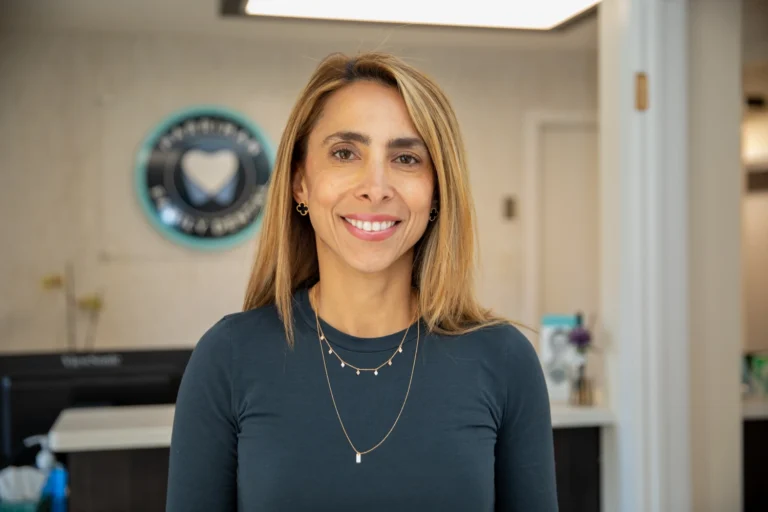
[23,435,68,512]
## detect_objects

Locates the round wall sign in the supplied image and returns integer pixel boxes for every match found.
[135,106,274,250]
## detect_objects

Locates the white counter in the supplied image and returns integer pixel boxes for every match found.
[49,402,616,453]
[551,404,615,428]
[49,404,174,452]
[743,398,768,420]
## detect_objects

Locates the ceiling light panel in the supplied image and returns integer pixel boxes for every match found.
[244,0,600,30]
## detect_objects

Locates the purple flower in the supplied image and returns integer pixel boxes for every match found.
[568,326,592,351]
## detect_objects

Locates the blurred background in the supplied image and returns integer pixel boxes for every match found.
[0,0,766,511]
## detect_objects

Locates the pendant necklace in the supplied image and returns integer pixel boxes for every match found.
[312,288,420,463]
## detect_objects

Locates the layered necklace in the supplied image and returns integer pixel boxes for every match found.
[311,287,420,464]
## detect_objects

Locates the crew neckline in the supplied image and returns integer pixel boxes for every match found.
[293,287,421,353]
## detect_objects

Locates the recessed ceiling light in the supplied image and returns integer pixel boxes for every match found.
[243,1,600,31]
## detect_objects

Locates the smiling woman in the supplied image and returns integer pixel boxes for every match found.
[166,52,558,512]
[294,80,436,277]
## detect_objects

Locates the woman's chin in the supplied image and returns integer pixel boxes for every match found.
[316,237,414,276]
[342,254,399,275]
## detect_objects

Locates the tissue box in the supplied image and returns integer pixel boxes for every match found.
[0,503,39,512]
[0,466,47,512]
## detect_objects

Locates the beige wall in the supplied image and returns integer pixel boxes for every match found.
[0,29,597,353]
[743,111,768,165]
[742,63,768,353]
[743,62,768,168]
[743,190,768,353]
[743,0,768,65]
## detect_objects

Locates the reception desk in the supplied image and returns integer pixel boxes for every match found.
[49,403,614,512]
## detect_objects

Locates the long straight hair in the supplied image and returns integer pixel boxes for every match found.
[243,52,509,346]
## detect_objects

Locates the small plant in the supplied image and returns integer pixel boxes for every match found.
[41,263,104,352]
[567,311,597,406]
[568,312,593,354]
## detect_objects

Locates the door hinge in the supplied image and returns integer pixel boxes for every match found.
[635,72,649,111]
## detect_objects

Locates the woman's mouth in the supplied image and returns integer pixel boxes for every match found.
[340,216,402,241]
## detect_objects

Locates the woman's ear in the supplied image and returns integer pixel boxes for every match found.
[292,166,308,204]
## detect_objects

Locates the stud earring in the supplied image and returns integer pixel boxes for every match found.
[296,202,309,216]
[429,208,439,222]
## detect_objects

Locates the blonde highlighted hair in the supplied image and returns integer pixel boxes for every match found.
[243,52,509,345]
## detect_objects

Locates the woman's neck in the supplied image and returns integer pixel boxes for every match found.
[310,261,416,339]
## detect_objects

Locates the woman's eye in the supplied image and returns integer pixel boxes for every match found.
[395,154,420,165]
[332,149,355,160]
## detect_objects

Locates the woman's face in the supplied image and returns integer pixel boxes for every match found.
[294,80,435,275]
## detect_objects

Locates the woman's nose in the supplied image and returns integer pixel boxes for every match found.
[356,158,394,203]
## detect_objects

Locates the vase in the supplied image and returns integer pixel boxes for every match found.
[570,363,594,406]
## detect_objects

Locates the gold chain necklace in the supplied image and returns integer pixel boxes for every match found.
[312,289,420,464]
[318,319,410,376]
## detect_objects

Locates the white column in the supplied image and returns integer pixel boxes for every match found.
[597,1,626,510]
[688,1,744,510]
[599,0,693,510]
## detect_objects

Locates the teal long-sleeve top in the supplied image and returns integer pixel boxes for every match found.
[166,287,558,511]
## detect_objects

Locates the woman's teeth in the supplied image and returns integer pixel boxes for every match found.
[343,217,397,232]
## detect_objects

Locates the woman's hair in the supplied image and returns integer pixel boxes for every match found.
[243,51,509,346]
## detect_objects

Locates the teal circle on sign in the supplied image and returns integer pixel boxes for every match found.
[134,105,274,251]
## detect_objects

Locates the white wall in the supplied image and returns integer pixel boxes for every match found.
[0,29,597,353]
[689,0,744,509]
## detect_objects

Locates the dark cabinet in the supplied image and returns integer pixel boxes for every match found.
[67,449,169,512]
[65,427,603,512]
[554,427,601,512]
[744,419,768,512]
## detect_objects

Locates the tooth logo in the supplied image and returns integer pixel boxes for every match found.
[181,150,239,206]
[135,106,274,251]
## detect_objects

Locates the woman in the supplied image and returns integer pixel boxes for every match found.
[167,52,558,511]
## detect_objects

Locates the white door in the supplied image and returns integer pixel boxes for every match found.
[539,123,600,322]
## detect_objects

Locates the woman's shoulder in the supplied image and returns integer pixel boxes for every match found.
[450,321,541,372]
[221,302,285,335]
[192,302,287,359]
[462,320,535,351]
[457,322,548,405]
[437,321,547,412]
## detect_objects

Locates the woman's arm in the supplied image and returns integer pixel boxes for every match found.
[166,319,238,511]
[495,329,559,511]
